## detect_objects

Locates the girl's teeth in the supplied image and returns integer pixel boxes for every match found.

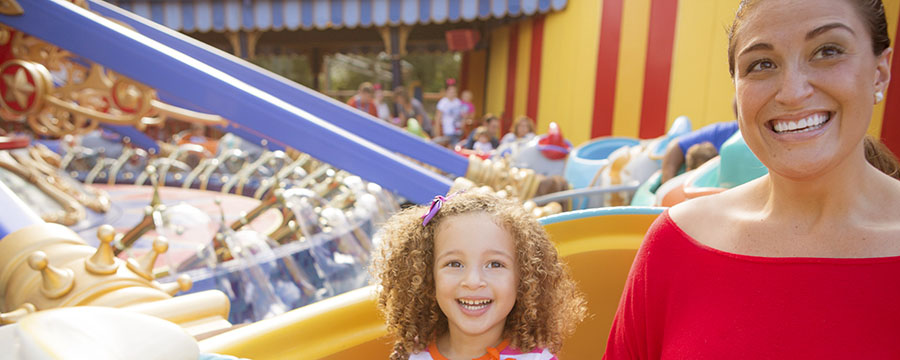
[458,299,492,310]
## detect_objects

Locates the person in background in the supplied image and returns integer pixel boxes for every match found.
[471,126,495,153]
[660,120,739,183]
[460,90,477,135]
[433,80,464,147]
[373,83,392,122]
[346,82,378,117]
[500,116,537,145]
[463,114,501,150]
[684,142,718,171]
[392,86,432,135]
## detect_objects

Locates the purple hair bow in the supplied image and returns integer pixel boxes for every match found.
[421,191,463,226]
[421,195,447,226]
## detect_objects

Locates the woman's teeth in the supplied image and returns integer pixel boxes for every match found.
[458,299,492,310]
[773,113,829,134]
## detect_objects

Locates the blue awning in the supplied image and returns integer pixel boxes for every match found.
[107,0,567,33]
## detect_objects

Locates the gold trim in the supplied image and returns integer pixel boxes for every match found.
[150,99,227,126]
[0,0,23,16]
[0,151,85,225]
[12,149,111,212]
[3,33,230,136]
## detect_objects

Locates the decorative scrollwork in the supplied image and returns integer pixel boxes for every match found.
[0,25,227,137]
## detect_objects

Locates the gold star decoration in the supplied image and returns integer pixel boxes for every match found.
[3,67,35,108]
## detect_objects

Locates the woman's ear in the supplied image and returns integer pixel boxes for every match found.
[875,48,893,95]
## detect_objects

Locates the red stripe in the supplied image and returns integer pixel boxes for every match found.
[504,23,520,133]
[591,0,624,138]
[881,7,900,157]
[526,15,545,122]
[460,52,470,93]
[638,0,679,139]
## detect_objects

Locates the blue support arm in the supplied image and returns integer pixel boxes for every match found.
[86,0,470,177]
[1,0,451,204]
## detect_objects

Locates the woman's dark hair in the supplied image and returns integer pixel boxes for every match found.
[727,0,891,77]
[865,136,900,179]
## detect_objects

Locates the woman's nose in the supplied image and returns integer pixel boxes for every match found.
[775,64,814,106]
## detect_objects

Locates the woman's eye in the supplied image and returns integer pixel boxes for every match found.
[813,45,844,60]
[746,59,775,74]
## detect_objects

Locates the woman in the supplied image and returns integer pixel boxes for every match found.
[500,116,536,145]
[604,0,900,358]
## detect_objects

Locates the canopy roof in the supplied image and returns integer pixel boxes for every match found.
[107,0,567,33]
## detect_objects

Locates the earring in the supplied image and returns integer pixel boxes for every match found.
[875,91,885,104]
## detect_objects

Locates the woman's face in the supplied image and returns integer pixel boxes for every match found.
[733,0,891,180]
[516,122,530,137]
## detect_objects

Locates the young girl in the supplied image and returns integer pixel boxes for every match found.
[472,126,494,153]
[372,191,586,360]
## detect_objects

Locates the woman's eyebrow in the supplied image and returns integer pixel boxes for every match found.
[739,42,773,58]
[738,23,854,59]
[806,22,855,40]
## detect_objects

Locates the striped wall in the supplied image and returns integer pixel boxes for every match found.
[477,0,900,155]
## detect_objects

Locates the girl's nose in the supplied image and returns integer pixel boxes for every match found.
[461,268,486,289]
[775,64,814,106]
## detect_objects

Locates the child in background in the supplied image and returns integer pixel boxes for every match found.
[372,191,586,360]
[472,126,494,154]
[684,142,718,171]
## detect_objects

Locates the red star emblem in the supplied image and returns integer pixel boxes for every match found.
[0,60,51,116]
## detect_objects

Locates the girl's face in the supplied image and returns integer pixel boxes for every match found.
[434,213,517,341]
[478,134,490,143]
[732,0,891,179]
[446,86,458,99]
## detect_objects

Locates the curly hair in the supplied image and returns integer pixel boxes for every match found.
[371,191,586,359]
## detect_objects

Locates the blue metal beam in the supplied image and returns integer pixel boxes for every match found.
[1,0,452,204]
[154,90,286,152]
[87,0,470,177]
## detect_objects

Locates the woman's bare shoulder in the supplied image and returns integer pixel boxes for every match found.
[668,184,755,246]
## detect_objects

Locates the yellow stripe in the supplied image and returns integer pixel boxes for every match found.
[485,25,509,117]
[465,49,488,119]
[514,19,533,125]
[665,0,738,132]
[537,0,602,145]
[869,0,899,138]
[610,0,651,138]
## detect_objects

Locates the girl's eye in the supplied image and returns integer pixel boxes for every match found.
[487,261,504,269]
[446,261,462,268]
[746,59,776,74]
[812,44,844,60]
